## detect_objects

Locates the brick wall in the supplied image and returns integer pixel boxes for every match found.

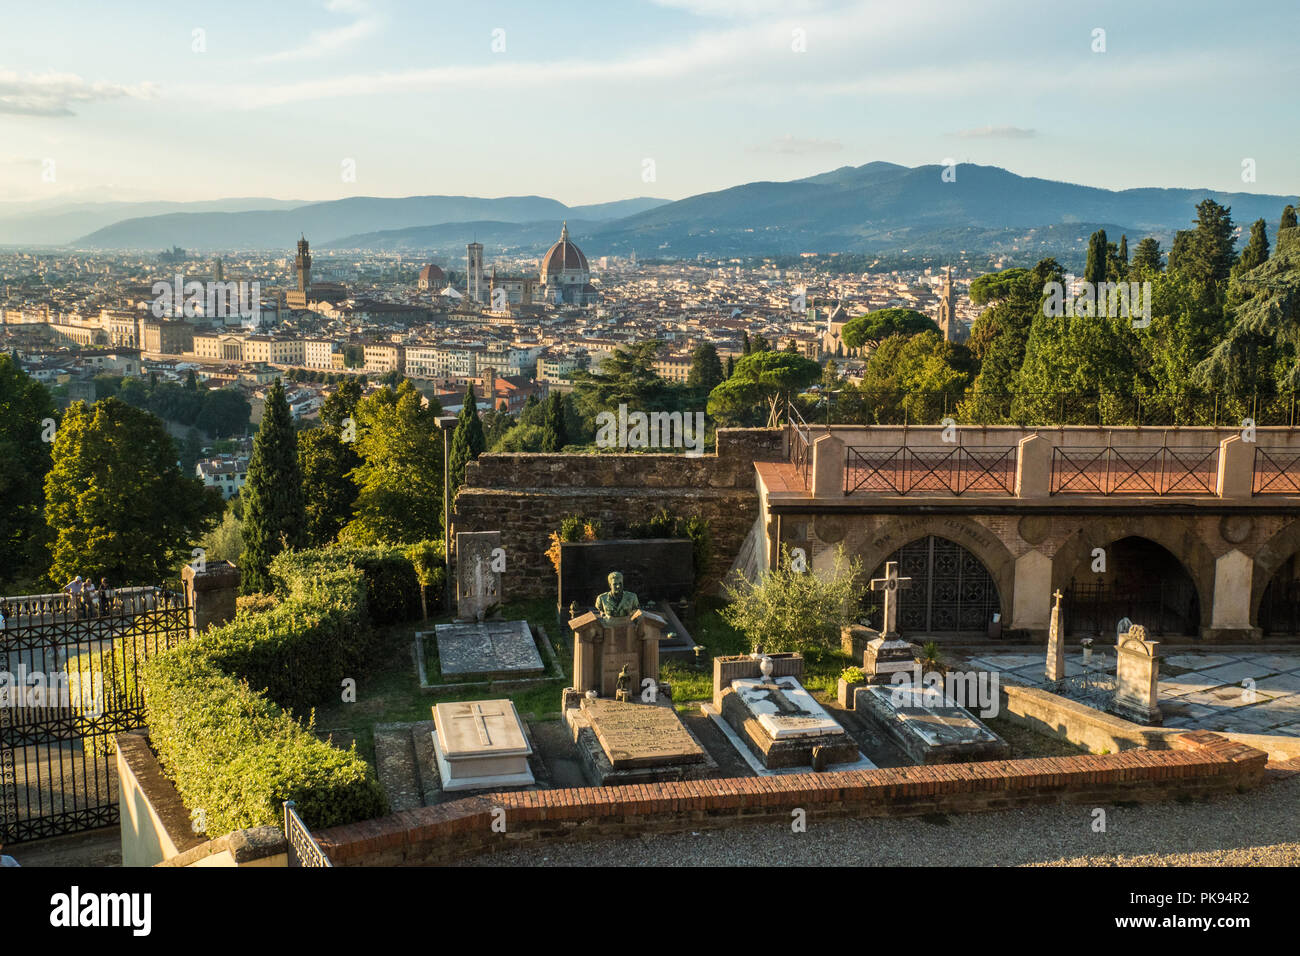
[454,429,784,599]
[314,732,1265,866]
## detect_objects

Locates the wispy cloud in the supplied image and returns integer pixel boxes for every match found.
[0,70,157,117]
[954,125,1036,139]
[650,0,830,16]
[259,0,382,63]
[747,135,844,154]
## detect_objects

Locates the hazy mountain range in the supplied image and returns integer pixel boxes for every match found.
[5,163,1297,264]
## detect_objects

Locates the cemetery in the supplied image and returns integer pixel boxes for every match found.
[81,506,1294,869]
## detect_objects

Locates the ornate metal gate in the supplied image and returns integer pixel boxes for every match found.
[0,586,189,844]
[867,536,1001,636]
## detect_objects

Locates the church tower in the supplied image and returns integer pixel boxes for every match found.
[937,266,956,342]
[295,236,312,295]
[466,242,484,303]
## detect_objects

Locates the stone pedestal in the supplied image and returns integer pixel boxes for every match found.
[181,561,239,638]
[1110,626,1163,726]
[863,637,917,684]
[569,609,666,699]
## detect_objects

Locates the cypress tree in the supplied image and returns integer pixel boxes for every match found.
[1237,219,1270,272]
[448,385,486,502]
[1118,234,1128,265]
[725,355,736,379]
[541,391,568,452]
[1131,237,1164,275]
[240,379,303,593]
[1281,205,1298,231]
[741,330,752,355]
[1084,229,1108,286]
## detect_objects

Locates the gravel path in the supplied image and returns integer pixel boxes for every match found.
[467,774,1300,867]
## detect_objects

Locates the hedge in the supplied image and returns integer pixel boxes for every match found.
[139,543,433,836]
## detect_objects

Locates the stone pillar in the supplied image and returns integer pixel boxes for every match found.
[1203,548,1262,642]
[1014,434,1052,498]
[1216,435,1254,499]
[1011,548,1053,640]
[1111,625,1162,725]
[181,561,240,638]
[811,434,845,497]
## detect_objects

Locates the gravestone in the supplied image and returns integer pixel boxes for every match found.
[862,561,918,682]
[713,655,860,769]
[434,619,543,680]
[1111,624,1163,725]
[431,698,535,791]
[558,539,693,616]
[456,531,501,621]
[567,608,666,699]
[1045,589,1065,681]
[566,691,716,786]
[855,683,1009,765]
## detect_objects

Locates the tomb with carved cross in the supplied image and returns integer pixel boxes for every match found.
[862,560,919,682]
[431,698,535,791]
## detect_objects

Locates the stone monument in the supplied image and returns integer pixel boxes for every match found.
[862,562,918,682]
[566,570,666,701]
[1111,624,1163,725]
[456,531,501,621]
[1045,589,1065,681]
[430,698,535,791]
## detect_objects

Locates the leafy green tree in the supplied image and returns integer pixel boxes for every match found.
[856,332,974,423]
[343,380,443,545]
[841,308,938,351]
[1281,205,1297,232]
[194,389,251,437]
[570,341,672,433]
[722,545,863,654]
[687,342,724,394]
[707,350,821,426]
[196,503,244,565]
[1170,199,1237,287]
[496,423,548,452]
[0,355,57,587]
[44,398,221,585]
[964,259,1063,404]
[298,427,358,547]
[448,385,487,500]
[240,380,304,593]
[751,333,771,353]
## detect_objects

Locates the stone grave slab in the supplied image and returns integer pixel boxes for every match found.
[432,699,535,791]
[565,697,716,786]
[434,620,543,680]
[856,684,1010,765]
[720,675,858,769]
[1197,660,1274,686]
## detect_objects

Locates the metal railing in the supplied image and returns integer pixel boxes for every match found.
[845,445,1018,496]
[1253,447,1300,495]
[788,405,811,489]
[1049,446,1219,495]
[284,800,333,867]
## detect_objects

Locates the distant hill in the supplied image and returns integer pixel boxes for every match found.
[71,195,670,251]
[46,164,1300,264]
[0,198,306,246]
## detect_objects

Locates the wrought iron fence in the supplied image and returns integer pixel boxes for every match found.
[1062,581,1199,638]
[285,800,333,867]
[1043,664,1117,708]
[0,584,188,844]
[1253,447,1300,495]
[845,445,1018,496]
[1049,445,1219,495]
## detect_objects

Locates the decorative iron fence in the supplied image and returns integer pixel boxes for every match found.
[788,406,811,489]
[284,800,333,867]
[1253,447,1300,495]
[1062,581,1199,638]
[845,445,1018,496]
[0,584,188,844]
[1049,445,1219,495]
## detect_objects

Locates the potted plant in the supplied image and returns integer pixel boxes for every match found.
[838,665,867,709]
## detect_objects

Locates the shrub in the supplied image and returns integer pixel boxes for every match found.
[237,592,279,617]
[138,543,415,835]
[840,666,866,684]
[722,544,863,654]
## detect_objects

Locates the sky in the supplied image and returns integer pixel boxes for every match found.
[1,0,1297,206]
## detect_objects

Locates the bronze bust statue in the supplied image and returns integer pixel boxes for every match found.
[595,571,639,619]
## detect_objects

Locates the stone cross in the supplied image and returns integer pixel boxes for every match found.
[870,561,913,639]
[454,701,505,747]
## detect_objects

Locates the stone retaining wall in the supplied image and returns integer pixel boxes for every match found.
[314,731,1265,866]
[454,429,784,599]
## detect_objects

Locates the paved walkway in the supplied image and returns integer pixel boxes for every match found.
[965,650,1300,736]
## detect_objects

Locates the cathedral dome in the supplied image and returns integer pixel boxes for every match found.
[540,222,589,281]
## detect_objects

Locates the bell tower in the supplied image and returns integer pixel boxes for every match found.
[295,236,312,294]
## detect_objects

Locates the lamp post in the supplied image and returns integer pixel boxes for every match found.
[437,414,459,613]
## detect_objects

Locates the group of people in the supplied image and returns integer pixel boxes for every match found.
[61,576,116,620]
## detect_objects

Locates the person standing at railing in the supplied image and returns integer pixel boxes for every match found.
[99,578,114,616]
[84,580,99,619]
[62,576,84,621]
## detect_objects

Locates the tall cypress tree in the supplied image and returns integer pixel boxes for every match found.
[448,385,486,503]
[1281,205,1298,231]
[240,379,303,593]
[741,330,752,355]
[541,391,568,452]
[1237,219,1270,272]
[1084,228,1109,286]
